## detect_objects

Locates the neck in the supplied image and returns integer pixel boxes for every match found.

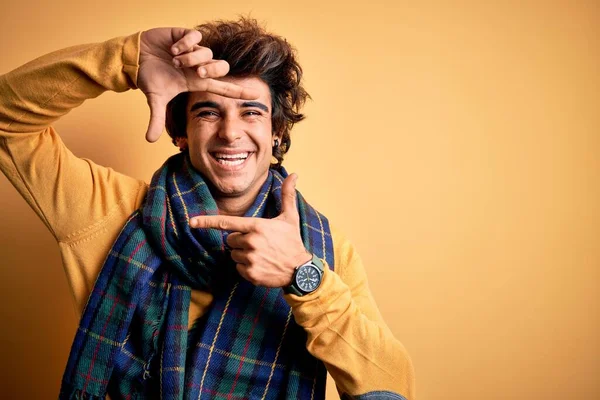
[215,195,256,217]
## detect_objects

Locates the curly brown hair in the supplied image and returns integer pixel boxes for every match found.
[165,17,309,168]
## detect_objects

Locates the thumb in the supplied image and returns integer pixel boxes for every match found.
[280,173,299,221]
[145,96,167,143]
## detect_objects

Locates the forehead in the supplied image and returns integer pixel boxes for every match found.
[187,76,271,110]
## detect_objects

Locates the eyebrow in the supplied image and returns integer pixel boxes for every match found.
[240,101,269,112]
[190,100,269,113]
[189,101,219,112]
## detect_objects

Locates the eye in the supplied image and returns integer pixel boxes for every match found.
[243,110,262,117]
[195,110,220,119]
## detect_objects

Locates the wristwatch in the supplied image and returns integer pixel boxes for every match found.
[283,254,325,296]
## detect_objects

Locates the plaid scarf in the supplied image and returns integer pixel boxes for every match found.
[59,152,334,399]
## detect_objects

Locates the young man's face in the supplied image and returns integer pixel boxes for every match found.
[185,76,275,200]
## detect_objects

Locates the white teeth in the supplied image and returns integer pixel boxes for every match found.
[217,159,245,166]
[212,152,250,166]
[213,152,249,159]
[212,152,250,167]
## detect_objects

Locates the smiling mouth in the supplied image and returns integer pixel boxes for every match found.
[210,152,253,167]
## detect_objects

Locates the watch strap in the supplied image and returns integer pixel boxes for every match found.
[283,282,304,296]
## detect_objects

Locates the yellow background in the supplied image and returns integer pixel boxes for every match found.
[0,1,598,399]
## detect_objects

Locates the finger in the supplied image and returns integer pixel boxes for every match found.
[187,78,260,100]
[171,29,203,55]
[226,232,246,249]
[280,173,299,220]
[173,46,213,68]
[190,215,258,233]
[235,263,252,282]
[145,96,166,142]
[196,60,230,79]
[230,250,249,264]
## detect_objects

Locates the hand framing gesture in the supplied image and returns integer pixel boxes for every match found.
[138,28,260,142]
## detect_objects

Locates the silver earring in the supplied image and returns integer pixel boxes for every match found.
[274,139,279,148]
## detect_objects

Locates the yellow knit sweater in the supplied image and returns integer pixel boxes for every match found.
[0,32,414,399]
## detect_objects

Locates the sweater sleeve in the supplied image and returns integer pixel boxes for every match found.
[0,33,145,241]
[284,226,415,400]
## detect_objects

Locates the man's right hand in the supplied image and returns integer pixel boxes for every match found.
[138,28,260,142]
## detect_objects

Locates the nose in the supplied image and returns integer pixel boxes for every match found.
[217,115,244,143]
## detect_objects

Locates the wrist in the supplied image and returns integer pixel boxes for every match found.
[123,32,143,89]
[294,250,312,268]
[284,250,312,286]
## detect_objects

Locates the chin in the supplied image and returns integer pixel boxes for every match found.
[211,177,253,197]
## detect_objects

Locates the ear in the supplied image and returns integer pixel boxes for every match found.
[270,134,281,165]
[272,129,284,146]
[175,137,188,151]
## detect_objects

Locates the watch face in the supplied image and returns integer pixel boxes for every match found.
[295,265,322,292]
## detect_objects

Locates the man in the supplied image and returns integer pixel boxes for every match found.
[0,18,414,399]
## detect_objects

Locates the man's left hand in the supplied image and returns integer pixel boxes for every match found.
[189,174,312,288]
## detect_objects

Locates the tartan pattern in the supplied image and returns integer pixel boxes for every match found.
[59,152,334,399]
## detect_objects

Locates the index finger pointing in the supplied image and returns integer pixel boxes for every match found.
[190,215,258,233]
